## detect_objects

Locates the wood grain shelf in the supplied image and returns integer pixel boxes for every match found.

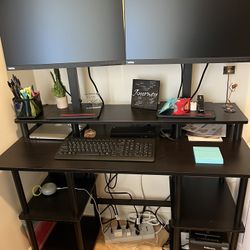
[172,177,244,232]
[14,103,248,125]
[20,174,96,222]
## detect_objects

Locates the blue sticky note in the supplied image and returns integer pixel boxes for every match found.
[193,146,224,164]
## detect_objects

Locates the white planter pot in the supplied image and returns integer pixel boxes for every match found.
[56,96,68,109]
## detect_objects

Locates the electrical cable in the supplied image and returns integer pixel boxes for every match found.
[51,69,72,97]
[103,206,115,233]
[104,174,119,215]
[107,173,118,190]
[177,64,184,98]
[190,63,209,100]
[75,187,104,234]
[87,67,104,106]
[58,79,72,97]
[104,173,139,227]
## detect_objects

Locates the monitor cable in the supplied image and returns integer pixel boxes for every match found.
[190,63,209,100]
[51,68,72,97]
[88,67,105,106]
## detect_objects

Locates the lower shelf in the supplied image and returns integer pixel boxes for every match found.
[42,216,100,250]
[172,176,245,232]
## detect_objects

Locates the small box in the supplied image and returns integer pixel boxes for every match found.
[13,93,43,119]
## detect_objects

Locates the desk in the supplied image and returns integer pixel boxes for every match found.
[0,103,249,250]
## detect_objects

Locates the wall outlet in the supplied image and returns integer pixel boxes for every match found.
[223,66,235,74]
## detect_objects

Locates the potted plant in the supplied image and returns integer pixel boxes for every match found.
[50,68,68,109]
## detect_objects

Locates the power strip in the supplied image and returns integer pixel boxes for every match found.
[104,223,155,243]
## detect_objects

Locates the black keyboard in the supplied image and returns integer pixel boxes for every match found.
[55,138,155,162]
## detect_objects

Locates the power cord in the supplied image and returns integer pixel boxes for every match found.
[104,173,139,233]
[87,67,104,106]
[160,128,175,141]
[190,63,209,100]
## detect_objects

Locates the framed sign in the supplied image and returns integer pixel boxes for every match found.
[131,79,160,110]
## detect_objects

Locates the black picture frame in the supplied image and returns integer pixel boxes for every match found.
[131,79,160,110]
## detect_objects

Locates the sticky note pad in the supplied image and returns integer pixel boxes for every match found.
[193,146,224,164]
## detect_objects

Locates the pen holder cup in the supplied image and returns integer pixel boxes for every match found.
[13,94,43,119]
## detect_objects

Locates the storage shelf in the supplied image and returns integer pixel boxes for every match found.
[14,103,248,125]
[19,174,96,222]
[42,216,100,250]
[172,177,244,232]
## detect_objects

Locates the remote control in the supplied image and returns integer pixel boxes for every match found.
[197,95,205,113]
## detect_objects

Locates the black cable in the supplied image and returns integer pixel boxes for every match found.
[190,63,209,100]
[100,204,116,216]
[58,80,72,97]
[102,217,116,225]
[108,173,118,190]
[177,64,184,98]
[104,173,139,220]
[51,68,72,97]
[104,174,119,215]
[141,194,170,231]
[87,67,104,105]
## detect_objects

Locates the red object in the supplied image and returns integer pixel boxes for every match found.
[60,113,96,117]
[35,221,56,249]
[173,98,191,115]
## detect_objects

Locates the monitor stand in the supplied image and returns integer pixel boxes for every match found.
[66,67,103,136]
[182,64,192,97]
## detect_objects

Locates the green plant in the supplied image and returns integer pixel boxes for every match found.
[50,68,66,98]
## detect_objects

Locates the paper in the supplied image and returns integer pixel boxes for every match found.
[188,135,223,142]
[183,124,227,137]
[193,146,224,164]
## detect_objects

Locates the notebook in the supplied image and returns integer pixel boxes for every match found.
[193,146,224,164]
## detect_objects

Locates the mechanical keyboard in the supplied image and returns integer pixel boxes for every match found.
[55,137,155,162]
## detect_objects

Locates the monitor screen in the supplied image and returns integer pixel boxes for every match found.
[0,0,125,70]
[125,0,250,64]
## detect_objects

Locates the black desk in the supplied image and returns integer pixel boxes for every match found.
[0,103,249,250]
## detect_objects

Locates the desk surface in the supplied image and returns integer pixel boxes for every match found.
[1,137,250,177]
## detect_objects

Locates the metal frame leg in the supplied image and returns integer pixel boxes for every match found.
[230,177,248,250]
[170,176,182,250]
[65,173,85,250]
[74,221,84,250]
[11,171,39,250]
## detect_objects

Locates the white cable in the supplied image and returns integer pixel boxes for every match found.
[127,212,160,226]
[75,187,104,234]
[56,187,68,190]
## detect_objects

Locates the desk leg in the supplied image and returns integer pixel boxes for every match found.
[65,173,78,216]
[231,177,248,250]
[233,124,243,141]
[92,185,100,224]
[170,176,182,250]
[65,173,85,250]
[74,221,84,250]
[11,171,39,250]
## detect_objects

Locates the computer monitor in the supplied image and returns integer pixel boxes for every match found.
[0,0,125,70]
[124,0,250,64]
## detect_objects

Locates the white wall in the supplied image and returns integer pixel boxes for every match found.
[0,42,46,250]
